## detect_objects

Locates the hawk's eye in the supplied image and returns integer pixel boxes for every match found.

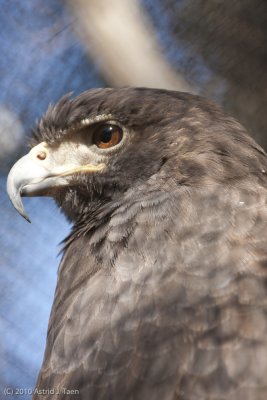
[93,124,123,149]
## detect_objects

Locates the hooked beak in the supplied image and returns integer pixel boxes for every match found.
[7,142,105,222]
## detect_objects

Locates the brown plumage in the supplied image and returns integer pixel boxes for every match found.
[7,88,267,399]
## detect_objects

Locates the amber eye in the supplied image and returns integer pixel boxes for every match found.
[93,124,123,149]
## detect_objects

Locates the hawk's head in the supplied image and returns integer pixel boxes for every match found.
[7,87,266,223]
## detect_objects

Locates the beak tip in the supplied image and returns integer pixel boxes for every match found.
[7,185,31,223]
[22,213,31,223]
[6,157,32,223]
[12,201,31,223]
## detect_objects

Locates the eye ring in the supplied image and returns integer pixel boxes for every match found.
[93,124,123,149]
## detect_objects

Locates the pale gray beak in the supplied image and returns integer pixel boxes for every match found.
[7,141,105,222]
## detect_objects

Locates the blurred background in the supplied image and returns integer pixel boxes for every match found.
[0,0,267,398]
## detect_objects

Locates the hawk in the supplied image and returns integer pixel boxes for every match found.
[7,88,267,399]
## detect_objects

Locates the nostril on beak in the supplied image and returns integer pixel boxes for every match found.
[37,151,47,160]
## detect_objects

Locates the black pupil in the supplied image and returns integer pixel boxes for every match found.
[101,127,113,143]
